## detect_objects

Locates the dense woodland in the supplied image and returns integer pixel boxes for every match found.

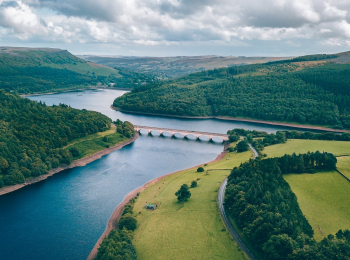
[0,49,154,93]
[96,197,138,260]
[225,154,350,259]
[114,59,350,129]
[0,90,114,187]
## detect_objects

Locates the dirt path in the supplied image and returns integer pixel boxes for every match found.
[87,141,229,260]
[0,133,139,196]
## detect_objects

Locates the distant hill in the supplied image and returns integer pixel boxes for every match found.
[113,51,350,130]
[79,55,291,79]
[0,47,154,94]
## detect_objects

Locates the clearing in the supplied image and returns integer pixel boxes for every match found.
[264,139,350,157]
[132,146,253,260]
[284,171,350,240]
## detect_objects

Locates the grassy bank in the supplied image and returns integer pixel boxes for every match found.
[337,156,350,179]
[264,139,350,157]
[284,171,350,241]
[131,146,253,260]
[64,125,129,159]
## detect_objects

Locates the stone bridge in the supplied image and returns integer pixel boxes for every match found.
[134,125,229,142]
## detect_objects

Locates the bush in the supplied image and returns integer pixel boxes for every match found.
[236,140,249,152]
[191,180,197,188]
[227,147,234,152]
[175,184,191,202]
[197,167,204,172]
[229,134,240,143]
[118,214,137,231]
[69,147,80,157]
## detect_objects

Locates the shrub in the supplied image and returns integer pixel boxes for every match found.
[227,147,234,152]
[118,214,137,231]
[197,167,204,172]
[175,184,191,202]
[191,180,197,188]
[69,147,80,157]
[236,140,249,152]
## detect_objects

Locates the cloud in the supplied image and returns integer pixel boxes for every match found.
[0,0,350,54]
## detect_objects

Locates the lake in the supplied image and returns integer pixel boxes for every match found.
[0,89,298,260]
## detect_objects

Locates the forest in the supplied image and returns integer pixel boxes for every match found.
[0,48,154,94]
[96,197,138,260]
[113,60,350,129]
[0,90,117,187]
[224,153,350,259]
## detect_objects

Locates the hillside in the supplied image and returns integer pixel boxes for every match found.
[0,47,154,93]
[79,55,289,79]
[113,52,350,130]
[0,90,114,187]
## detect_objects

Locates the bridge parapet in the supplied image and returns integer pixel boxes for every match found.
[134,125,229,142]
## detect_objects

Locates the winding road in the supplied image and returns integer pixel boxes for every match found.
[218,144,259,260]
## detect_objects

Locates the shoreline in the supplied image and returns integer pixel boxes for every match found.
[112,107,350,133]
[0,133,139,197]
[87,141,229,260]
[20,87,131,98]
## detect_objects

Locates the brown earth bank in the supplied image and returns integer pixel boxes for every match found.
[87,141,229,260]
[0,133,139,196]
[112,107,350,133]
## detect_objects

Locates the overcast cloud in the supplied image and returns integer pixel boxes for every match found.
[0,0,350,55]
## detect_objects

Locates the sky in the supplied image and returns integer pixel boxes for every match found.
[0,0,350,56]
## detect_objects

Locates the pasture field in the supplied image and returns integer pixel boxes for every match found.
[284,171,350,240]
[64,125,129,159]
[264,139,350,157]
[132,147,253,260]
[337,156,350,179]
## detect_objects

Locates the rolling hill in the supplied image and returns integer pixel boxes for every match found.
[113,51,350,130]
[0,47,154,94]
[79,55,290,79]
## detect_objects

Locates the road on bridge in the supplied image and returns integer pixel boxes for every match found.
[218,144,259,260]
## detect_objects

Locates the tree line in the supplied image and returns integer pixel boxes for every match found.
[0,91,132,188]
[113,62,350,129]
[96,196,138,260]
[224,153,350,259]
[227,128,350,154]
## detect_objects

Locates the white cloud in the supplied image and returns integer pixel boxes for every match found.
[0,0,350,54]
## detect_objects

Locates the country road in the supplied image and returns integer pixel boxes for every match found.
[218,143,259,260]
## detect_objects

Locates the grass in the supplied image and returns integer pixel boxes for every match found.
[65,125,129,159]
[263,139,350,240]
[337,156,350,179]
[284,171,350,241]
[132,146,253,260]
[264,139,350,157]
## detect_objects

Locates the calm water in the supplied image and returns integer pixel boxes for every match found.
[0,89,301,260]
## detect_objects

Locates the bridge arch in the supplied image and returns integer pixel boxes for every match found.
[134,125,229,142]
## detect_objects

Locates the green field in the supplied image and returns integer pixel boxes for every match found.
[264,139,350,157]
[284,171,350,240]
[65,125,128,159]
[337,156,350,179]
[132,147,253,260]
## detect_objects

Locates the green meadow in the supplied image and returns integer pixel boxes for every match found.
[264,139,350,157]
[337,156,350,179]
[132,146,253,260]
[263,138,350,240]
[284,171,350,240]
[64,125,128,159]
